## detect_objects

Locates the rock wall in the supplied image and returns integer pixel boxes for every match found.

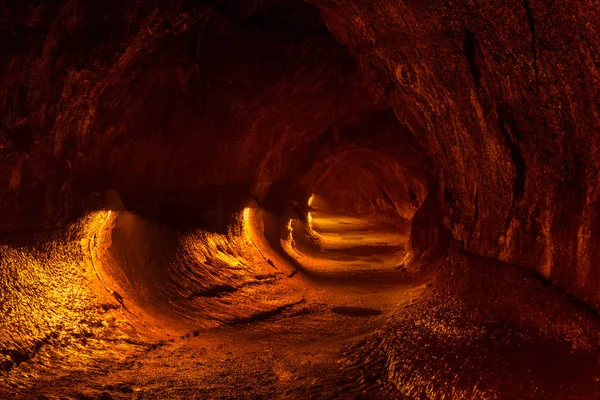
[0,0,378,233]
[313,0,600,310]
[314,149,427,221]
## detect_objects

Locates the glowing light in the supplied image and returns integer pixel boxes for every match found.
[242,207,252,241]
[308,194,315,207]
[307,212,313,231]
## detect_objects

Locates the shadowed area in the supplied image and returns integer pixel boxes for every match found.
[331,307,382,317]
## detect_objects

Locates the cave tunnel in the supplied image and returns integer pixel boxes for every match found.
[2,0,600,398]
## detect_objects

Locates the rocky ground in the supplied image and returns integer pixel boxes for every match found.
[3,212,600,399]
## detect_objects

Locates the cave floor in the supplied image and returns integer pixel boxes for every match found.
[3,213,600,399]
[53,278,420,399]
[5,261,422,399]
[289,211,411,279]
[7,211,417,399]
[11,265,600,400]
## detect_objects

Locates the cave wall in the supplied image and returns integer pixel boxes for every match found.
[314,150,427,221]
[0,0,379,233]
[313,0,600,309]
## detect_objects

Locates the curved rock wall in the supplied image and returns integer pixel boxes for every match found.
[0,0,377,232]
[313,0,600,310]
[314,149,427,221]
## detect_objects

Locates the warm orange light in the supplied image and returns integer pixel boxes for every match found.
[308,194,315,207]
[242,207,253,240]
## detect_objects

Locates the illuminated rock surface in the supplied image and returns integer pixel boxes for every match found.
[1,0,600,398]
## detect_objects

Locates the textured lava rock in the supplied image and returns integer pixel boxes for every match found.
[313,0,600,310]
[0,0,381,233]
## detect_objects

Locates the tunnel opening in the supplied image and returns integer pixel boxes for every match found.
[279,146,435,285]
